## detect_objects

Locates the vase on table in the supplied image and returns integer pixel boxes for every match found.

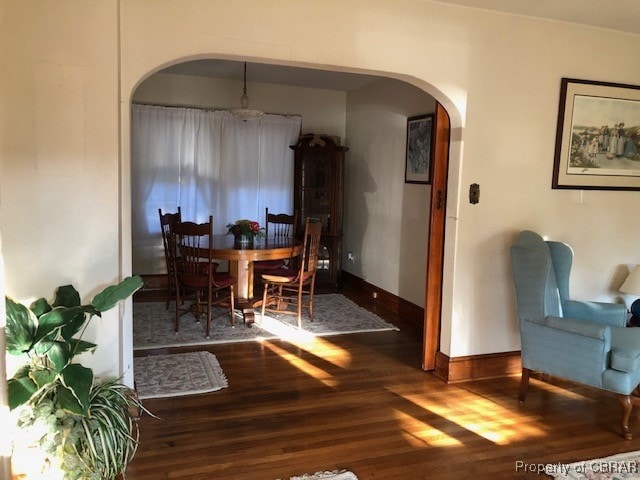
[234,233,253,246]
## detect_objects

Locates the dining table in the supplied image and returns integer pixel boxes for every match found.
[205,234,302,326]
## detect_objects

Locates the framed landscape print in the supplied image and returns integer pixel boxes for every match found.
[405,114,434,184]
[552,78,640,190]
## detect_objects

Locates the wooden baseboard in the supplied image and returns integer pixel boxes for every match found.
[434,350,522,383]
[133,274,168,302]
[341,271,424,328]
[139,273,167,290]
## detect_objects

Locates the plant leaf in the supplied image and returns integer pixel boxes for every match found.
[81,304,101,317]
[5,297,37,355]
[81,380,142,477]
[60,308,89,341]
[68,339,98,356]
[91,276,143,313]
[35,341,72,372]
[31,369,57,389]
[7,376,37,410]
[53,285,81,308]
[30,297,52,318]
[34,306,84,344]
[60,364,93,415]
[11,364,31,380]
[57,384,85,415]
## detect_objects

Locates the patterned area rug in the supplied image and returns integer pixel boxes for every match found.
[133,294,399,350]
[134,351,228,399]
[547,450,640,479]
[282,471,358,480]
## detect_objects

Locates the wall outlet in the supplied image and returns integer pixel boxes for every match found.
[372,292,378,299]
[347,252,354,263]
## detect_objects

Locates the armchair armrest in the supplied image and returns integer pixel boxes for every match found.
[520,317,611,388]
[562,300,627,327]
[545,315,611,341]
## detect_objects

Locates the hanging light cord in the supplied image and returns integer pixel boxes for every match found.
[234,61,263,117]
[243,62,248,96]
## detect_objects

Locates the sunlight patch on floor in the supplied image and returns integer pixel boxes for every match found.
[390,389,546,445]
[393,409,462,447]
[256,315,352,368]
[262,341,340,387]
[256,314,316,343]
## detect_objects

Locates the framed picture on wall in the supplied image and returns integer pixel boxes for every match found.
[405,114,434,184]
[552,77,640,190]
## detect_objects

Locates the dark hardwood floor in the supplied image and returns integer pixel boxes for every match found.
[128,285,640,479]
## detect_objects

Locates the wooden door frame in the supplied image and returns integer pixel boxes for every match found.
[422,102,450,371]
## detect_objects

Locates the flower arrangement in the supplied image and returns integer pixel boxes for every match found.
[226,219,265,239]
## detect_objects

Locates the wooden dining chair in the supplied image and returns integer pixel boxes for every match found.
[172,216,236,338]
[260,217,322,328]
[253,207,298,275]
[159,207,182,310]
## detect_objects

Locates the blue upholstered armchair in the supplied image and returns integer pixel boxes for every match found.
[510,230,640,439]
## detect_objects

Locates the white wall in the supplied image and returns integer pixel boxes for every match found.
[3,0,640,379]
[0,196,9,477]
[344,79,436,307]
[443,16,640,357]
[0,2,130,381]
[133,73,347,138]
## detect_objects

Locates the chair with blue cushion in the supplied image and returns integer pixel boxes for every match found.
[510,230,640,439]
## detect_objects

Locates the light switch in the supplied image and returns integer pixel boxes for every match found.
[470,183,480,204]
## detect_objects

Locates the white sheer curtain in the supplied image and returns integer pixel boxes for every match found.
[131,104,302,274]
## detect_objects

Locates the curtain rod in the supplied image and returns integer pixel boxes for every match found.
[131,102,302,119]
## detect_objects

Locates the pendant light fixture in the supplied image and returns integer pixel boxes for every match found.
[231,62,264,118]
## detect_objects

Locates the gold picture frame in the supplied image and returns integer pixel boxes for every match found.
[552,78,640,190]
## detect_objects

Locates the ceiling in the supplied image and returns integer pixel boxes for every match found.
[432,0,640,36]
[161,1,640,91]
[161,60,383,92]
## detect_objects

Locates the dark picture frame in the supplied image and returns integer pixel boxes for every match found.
[405,114,434,184]
[552,78,640,190]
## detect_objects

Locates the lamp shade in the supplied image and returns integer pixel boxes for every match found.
[621,265,640,296]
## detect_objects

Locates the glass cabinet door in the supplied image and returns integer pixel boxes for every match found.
[299,150,333,233]
[315,243,331,283]
[292,134,348,289]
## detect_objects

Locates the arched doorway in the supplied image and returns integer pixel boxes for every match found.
[123,57,456,377]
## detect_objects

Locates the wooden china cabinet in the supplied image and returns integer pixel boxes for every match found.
[291,134,349,290]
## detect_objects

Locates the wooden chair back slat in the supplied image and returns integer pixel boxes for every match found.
[265,207,297,238]
[173,218,213,279]
[158,207,182,309]
[300,218,323,278]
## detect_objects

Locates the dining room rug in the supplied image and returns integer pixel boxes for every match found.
[133,351,228,399]
[133,294,399,350]
[280,470,358,480]
[546,449,640,479]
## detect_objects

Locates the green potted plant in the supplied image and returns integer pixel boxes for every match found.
[6,275,145,480]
